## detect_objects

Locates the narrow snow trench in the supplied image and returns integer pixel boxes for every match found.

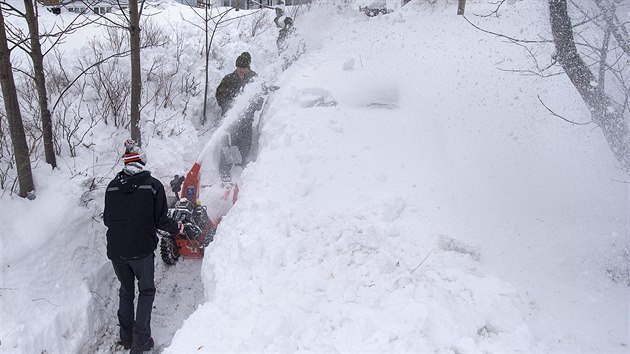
[90,259,204,353]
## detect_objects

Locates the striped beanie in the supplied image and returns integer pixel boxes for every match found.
[122,139,147,165]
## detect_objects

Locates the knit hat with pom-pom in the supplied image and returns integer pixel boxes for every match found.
[122,139,147,165]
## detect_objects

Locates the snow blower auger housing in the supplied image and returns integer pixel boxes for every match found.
[159,174,216,265]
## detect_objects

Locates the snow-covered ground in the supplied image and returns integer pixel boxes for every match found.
[1,0,628,353]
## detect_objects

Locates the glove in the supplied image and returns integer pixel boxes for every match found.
[173,221,184,236]
[169,175,184,194]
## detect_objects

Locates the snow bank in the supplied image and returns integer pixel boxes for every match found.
[167,2,628,352]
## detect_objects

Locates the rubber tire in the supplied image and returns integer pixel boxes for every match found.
[160,236,179,265]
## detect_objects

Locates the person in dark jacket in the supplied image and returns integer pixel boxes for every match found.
[277,17,295,53]
[277,17,305,70]
[215,52,258,116]
[215,52,263,181]
[273,6,285,28]
[103,139,181,354]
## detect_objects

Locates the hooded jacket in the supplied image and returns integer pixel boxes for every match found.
[103,170,178,260]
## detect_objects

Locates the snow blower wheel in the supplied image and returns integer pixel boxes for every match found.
[158,197,217,265]
[160,236,180,265]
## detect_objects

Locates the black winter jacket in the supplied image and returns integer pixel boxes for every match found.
[103,170,178,260]
[215,69,258,115]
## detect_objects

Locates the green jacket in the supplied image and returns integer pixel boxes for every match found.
[215,69,258,115]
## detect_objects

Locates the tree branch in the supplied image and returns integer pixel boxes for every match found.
[410,249,433,274]
[537,95,592,125]
[462,15,551,44]
[476,0,507,18]
[51,49,132,113]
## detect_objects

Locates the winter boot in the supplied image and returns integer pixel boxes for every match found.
[116,338,132,350]
[130,337,154,354]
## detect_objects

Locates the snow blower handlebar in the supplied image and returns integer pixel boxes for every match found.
[169,175,185,200]
[168,201,202,241]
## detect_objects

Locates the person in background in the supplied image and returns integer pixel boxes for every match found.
[277,16,296,53]
[103,139,182,354]
[215,52,262,181]
[273,6,285,28]
[277,17,306,70]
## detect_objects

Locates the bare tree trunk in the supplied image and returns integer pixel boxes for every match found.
[201,5,210,125]
[24,0,56,168]
[0,7,35,198]
[129,0,142,146]
[549,0,630,174]
[200,6,231,125]
[457,0,466,15]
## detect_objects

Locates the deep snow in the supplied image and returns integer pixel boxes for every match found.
[1,0,628,353]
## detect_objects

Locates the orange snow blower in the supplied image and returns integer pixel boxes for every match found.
[159,162,239,265]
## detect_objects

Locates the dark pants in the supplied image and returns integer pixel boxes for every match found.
[111,254,155,344]
[219,117,254,180]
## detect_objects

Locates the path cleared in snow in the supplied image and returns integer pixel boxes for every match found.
[91,259,204,353]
